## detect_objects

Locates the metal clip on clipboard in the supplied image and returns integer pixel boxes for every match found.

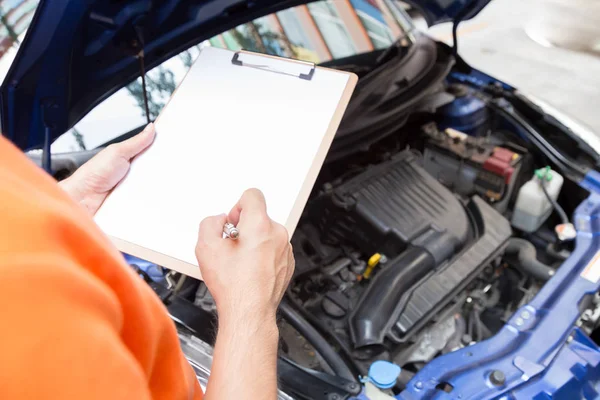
[231,51,316,81]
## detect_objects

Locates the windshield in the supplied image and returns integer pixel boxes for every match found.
[2,0,414,153]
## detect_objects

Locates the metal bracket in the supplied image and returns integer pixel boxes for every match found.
[231,52,315,81]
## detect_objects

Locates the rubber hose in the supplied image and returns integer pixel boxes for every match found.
[546,243,570,261]
[349,246,439,348]
[505,238,555,281]
[540,178,569,225]
[279,299,357,382]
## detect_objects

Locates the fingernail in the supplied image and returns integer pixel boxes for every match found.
[145,122,155,132]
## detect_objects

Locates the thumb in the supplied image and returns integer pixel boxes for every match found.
[116,123,155,160]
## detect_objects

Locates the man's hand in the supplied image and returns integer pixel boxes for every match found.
[59,123,155,215]
[196,189,295,400]
[195,188,295,322]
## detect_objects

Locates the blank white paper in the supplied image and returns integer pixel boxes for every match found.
[95,46,352,276]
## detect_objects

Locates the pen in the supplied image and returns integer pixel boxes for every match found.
[223,222,240,240]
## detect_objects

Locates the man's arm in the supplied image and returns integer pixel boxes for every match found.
[207,310,279,399]
[55,125,293,398]
[196,189,295,400]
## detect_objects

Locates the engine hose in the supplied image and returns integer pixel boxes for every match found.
[540,177,569,225]
[546,242,570,261]
[279,299,357,382]
[349,246,439,348]
[505,238,555,281]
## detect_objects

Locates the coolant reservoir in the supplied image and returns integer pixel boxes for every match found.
[511,167,564,232]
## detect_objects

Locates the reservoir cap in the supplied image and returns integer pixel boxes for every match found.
[367,361,401,389]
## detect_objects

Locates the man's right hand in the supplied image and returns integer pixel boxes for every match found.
[195,189,294,399]
[195,188,295,323]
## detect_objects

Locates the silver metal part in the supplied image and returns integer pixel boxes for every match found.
[178,331,294,399]
[403,316,457,364]
[223,222,240,240]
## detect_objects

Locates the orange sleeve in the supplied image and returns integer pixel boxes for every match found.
[0,137,203,400]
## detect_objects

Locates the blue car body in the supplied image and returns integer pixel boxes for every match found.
[3,1,600,399]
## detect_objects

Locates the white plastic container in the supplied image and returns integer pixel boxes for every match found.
[363,382,396,399]
[511,168,564,232]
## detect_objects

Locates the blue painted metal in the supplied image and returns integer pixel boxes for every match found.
[407,0,492,27]
[449,71,513,90]
[397,170,600,400]
[1,0,493,151]
[438,92,488,135]
[123,253,165,283]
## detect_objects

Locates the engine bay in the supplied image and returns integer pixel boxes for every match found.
[280,112,532,383]
[289,149,512,366]
[114,34,599,398]
[266,36,594,387]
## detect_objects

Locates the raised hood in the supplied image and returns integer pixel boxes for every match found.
[1,0,491,150]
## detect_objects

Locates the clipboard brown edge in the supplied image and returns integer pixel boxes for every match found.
[102,48,358,281]
[111,235,204,279]
[284,69,358,235]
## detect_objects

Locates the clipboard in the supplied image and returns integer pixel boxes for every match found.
[95,46,358,279]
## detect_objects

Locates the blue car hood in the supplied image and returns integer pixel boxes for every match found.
[0,0,491,150]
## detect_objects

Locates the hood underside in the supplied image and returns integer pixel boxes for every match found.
[0,0,491,150]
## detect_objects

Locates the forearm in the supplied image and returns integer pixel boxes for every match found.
[204,309,279,400]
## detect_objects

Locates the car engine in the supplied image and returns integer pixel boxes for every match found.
[269,37,543,379]
[111,34,596,398]
[287,140,514,367]
[170,36,587,393]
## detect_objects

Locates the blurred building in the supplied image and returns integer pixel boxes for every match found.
[208,0,404,63]
[2,0,412,152]
[0,0,36,58]
[0,0,405,65]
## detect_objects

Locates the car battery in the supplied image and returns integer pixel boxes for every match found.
[421,123,524,208]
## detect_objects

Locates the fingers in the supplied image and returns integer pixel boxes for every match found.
[228,188,268,227]
[116,123,156,160]
[198,213,228,244]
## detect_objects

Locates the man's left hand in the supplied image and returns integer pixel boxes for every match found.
[59,123,155,215]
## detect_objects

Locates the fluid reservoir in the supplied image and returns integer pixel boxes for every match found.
[512,167,564,232]
[438,84,489,136]
[353,361,400,400]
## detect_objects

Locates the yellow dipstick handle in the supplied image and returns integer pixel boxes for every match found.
[363,253,382,279]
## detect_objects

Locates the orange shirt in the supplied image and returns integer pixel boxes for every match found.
[0,136,203,399]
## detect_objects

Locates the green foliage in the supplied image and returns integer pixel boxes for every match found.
[178,45,202,68]
[179,50,195,69]
[71,128,86,150]
[229,22,296,57]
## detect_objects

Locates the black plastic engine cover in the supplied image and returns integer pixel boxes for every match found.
[310,151,512,350]
[316,151,469,259]
[389,196,512,343]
